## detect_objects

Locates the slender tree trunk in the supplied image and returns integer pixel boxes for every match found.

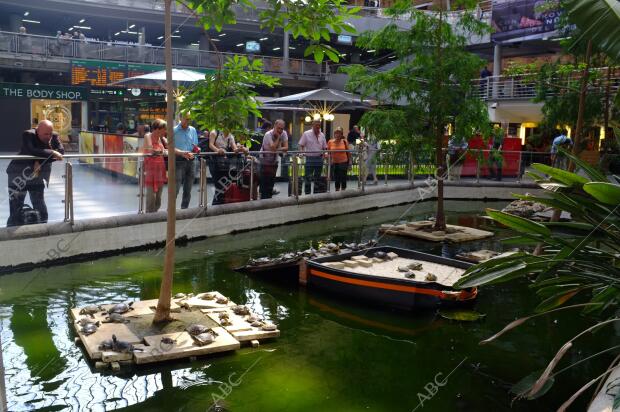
[434,4,446,231]
[153,0,176,324]
[569,39,592,172]
[604,64,611,140]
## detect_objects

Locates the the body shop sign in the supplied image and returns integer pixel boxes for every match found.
[0,83,88,100]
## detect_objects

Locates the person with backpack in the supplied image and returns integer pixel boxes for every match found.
[327,127,351,191]
[6,120,64,226]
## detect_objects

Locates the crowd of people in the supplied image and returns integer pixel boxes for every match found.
[4,115,379,225]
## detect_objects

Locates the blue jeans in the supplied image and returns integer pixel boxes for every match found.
[175,159,195,209]
[304,157,323,194]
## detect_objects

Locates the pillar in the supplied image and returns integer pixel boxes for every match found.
[199,32,210,52]
[81,101,88,131]
[9,14,22,32]
[492,43,502,98]
[283,30,289,74]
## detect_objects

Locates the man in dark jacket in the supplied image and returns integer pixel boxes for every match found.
[6,120,64,226]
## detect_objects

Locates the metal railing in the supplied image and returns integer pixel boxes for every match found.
[2,147,604,228]
[0,31,323,78]
[473,68,620,101]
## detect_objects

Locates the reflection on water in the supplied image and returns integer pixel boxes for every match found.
[0,200,601,411]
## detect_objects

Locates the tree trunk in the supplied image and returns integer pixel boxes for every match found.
[153,0,176,324]
[433,3,446,231]
[569,39,592,172]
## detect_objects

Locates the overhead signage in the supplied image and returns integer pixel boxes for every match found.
[491,0,561,43]
[71,59,216,87]
[0,82,88,100]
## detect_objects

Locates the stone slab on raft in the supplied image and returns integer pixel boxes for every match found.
[133,328,239,364]
[179,291,236,309]
[456,249,500,263]
[202,308,280,342]
[202,309,253,333]
[380,222,494,243]
[76,323,142,360]
[133,299,180,313]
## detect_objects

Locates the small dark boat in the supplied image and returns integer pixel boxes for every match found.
[234,258,300,276]
[305,246,477,310]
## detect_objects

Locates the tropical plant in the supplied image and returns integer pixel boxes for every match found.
[153,0,359,323]
[454,150,620,408]
[178,55,279,136]
[342,0,490,230]
[564,0,620,62]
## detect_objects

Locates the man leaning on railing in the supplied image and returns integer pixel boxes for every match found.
[6,120,64,226]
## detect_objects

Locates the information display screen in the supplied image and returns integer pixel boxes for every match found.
[71,60,127,87]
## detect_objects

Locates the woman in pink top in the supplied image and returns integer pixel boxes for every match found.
[142,119,168,213]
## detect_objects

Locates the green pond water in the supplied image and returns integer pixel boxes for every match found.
[0,200,608,411]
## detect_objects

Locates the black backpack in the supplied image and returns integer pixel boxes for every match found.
[21,204,41,225]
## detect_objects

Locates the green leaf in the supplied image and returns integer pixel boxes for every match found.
[534,287,585,313]
[583,286,620,314]
[531,163,590,187]
[438,310,486,322]
[511,370,555,400]
[486,209,551,237]
[564,0,620,61]
[313,49,325,64]
[501,236,541,246]
[583,182,620,205]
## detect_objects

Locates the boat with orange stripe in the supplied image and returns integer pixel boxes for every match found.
[305,246,477,309]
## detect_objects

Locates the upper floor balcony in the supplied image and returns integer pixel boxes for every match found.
[0,31,324,79]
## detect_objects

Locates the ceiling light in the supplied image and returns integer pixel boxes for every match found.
[129,24,135,29]
[236,43,244,47]
[79,18,85,23]
[273,47,281,51]
[24,11,29,16]
[115,32,121,36]
[190,43,199,46]
[211,38,220,42]
[259,37,268,41]
[340,53,346,57]
[22,19,40,24]
[219,33,227,37]
[171,35,181,38]
[366,49,376,53]
[289,46,296,50]
[389,55,396,59]
[74,26,91,30]
[157,35,163,39]
[174,30,179,33]
[68,27,74,31]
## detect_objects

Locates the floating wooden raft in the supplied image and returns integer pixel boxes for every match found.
[70,291,279,368]
[378,221,494,243]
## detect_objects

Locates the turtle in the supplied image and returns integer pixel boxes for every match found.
[261,323,277,331]
[79,304,103,318]
[425,273,438,282]
[173,293,187,299]
[246,314,260,323]
[216,296,229,305]
[107,302,134,315]
[98,339,114,351]
[112,334,142,353]
[195,331,217,345]
[76,317,99,326]
[282,253,296,260]
[160,337,177,346]
[102,313,130,324]
[251,320,263,328]
[405,272,416,279]
[408,262,424,271]
[326,243,339,251]
[232,305,250,316]
[374,251,388,260]
[179,301,191,311]
[397,266,410,272]
[201,293,216,301]
[218,313,233,326]
[186,324,210,336]
[80,322,100,335]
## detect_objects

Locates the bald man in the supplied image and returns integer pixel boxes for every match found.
[6,120,64,226]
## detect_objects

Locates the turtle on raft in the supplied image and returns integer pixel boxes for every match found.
[107,302,134,315]
[80,322,100,335]
[102,313,130,324]
[111,334,143,353]
[79,304,104,318]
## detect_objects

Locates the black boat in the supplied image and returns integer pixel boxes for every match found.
[305,246,477,310]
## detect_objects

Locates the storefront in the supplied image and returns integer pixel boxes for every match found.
[0,82,88,152]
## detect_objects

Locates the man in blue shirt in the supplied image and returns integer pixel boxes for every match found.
[551,129,572,169]
[173,112,198,208]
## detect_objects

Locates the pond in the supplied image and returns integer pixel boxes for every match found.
[0,200,604,411]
